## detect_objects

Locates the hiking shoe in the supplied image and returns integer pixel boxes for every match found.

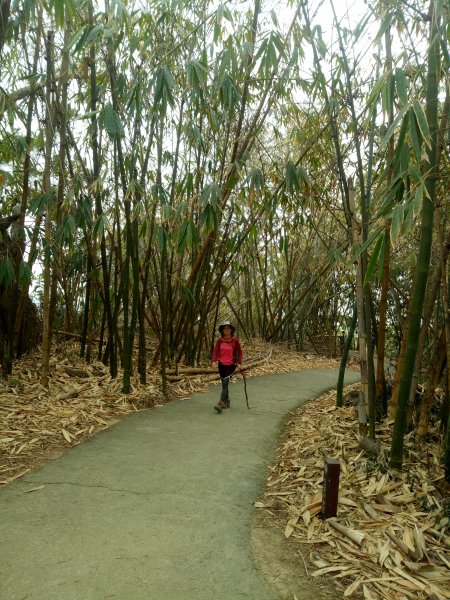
[214,400,226,413]
[223,399,230,409]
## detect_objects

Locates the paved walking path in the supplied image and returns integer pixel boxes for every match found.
[0,369,359,600]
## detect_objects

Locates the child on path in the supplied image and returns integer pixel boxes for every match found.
[212,321,243,413]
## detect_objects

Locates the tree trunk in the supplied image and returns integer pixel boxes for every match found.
[88,0,116,377]
[40,30,55,388]
[0,0,11,58]
[390,1,440,469]
[336,306,357,407]
[9,11,41,365]
[348,178,369,435]
[417,328,447,440]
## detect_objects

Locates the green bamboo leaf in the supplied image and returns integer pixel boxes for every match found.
[249,168,264,191]
[381,73,394,118]
[93,214,106,239]
[200,203,217,231]
[364,234,383,286]
[413,183,424,217]
[408,108,422,162]
[285,161,298,192]
[393,114,409,173]
[104,104,125,139]
[352,225,384,259]
[377,230,389,282]
[402,199,415,234]
[0,256,15,287]
[391,203,404,244]
[354,13,371,41]
[367,71,389,109]
[379,176,405,216]
[53,0,65,28]
[187,221,197,249]
[374,10,393,43]
[18,260,32,286]
[85,24,104,44]
[69,25,90,53]
[187,60,208,91]
[412,99,431,147]
[270,10,279,27]
[380,106,408,148]
[271,32,287,59]
[154,65,175,112]
[395,68,408,105]
[29,191,52,214]
[220,75,240,109]
[297,166,311,187]
[254,38,268,64]
[217,48,232,81]
[185,173,194,198]
[217,3,233,23]
[200,182,220,207]
[158,225,168,252]
[176,220,189,253]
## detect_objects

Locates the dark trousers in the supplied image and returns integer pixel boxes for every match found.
[218,363,236,401]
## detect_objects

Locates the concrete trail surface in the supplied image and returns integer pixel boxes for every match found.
[0,369,359,600]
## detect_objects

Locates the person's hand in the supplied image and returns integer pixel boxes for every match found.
[212,361,217,368]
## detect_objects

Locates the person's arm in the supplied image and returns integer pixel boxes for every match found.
[212,339,220,367]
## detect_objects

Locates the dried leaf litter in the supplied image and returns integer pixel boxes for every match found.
[256,384,449,600]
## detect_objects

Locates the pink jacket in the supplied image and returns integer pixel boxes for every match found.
[212,337,243,365]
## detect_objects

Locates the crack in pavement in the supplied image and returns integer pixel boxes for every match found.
[21,480,152,496]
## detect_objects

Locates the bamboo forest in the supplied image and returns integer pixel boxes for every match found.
[0,0,449,597]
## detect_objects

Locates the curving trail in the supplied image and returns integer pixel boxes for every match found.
[0,369,359,600]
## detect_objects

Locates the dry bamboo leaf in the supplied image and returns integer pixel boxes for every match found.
[309,554,329,569]
[379,540,390,567]
[307,520,316,540]
[24,485,45,493]
[403,528,416,553]
[339,497,359,508]
[311,565,353,577]
[61,428,72,443]
[391,566,428,592]
[285,515,300,539]
[362,584,377,600]
[343,576,362,597]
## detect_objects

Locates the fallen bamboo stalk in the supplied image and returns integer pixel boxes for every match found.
[363,503,382,521]
[166,354,271,381]
[326,518,366,547]
[385,531,414,558]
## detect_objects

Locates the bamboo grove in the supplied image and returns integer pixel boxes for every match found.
[0,0,449,473]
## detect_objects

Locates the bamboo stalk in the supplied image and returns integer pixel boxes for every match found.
[326,519,366,547]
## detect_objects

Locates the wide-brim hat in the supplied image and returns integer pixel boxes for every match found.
[218,320,235,335]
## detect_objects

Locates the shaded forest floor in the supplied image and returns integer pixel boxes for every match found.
[254,385,450,600]
[0,338,347,485]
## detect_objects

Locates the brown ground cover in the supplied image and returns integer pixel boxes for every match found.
[254,385,450,600]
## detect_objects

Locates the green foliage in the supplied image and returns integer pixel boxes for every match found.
[200,183,220,208]
[50,0,76,28]
[0,256,15,287]
[103,104,125,139]
[18,260,32,286]
[154,65,174,114]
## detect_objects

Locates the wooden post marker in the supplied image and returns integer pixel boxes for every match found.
[321,458,340,518]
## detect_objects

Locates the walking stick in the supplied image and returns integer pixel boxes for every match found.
[237,365,249,410]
